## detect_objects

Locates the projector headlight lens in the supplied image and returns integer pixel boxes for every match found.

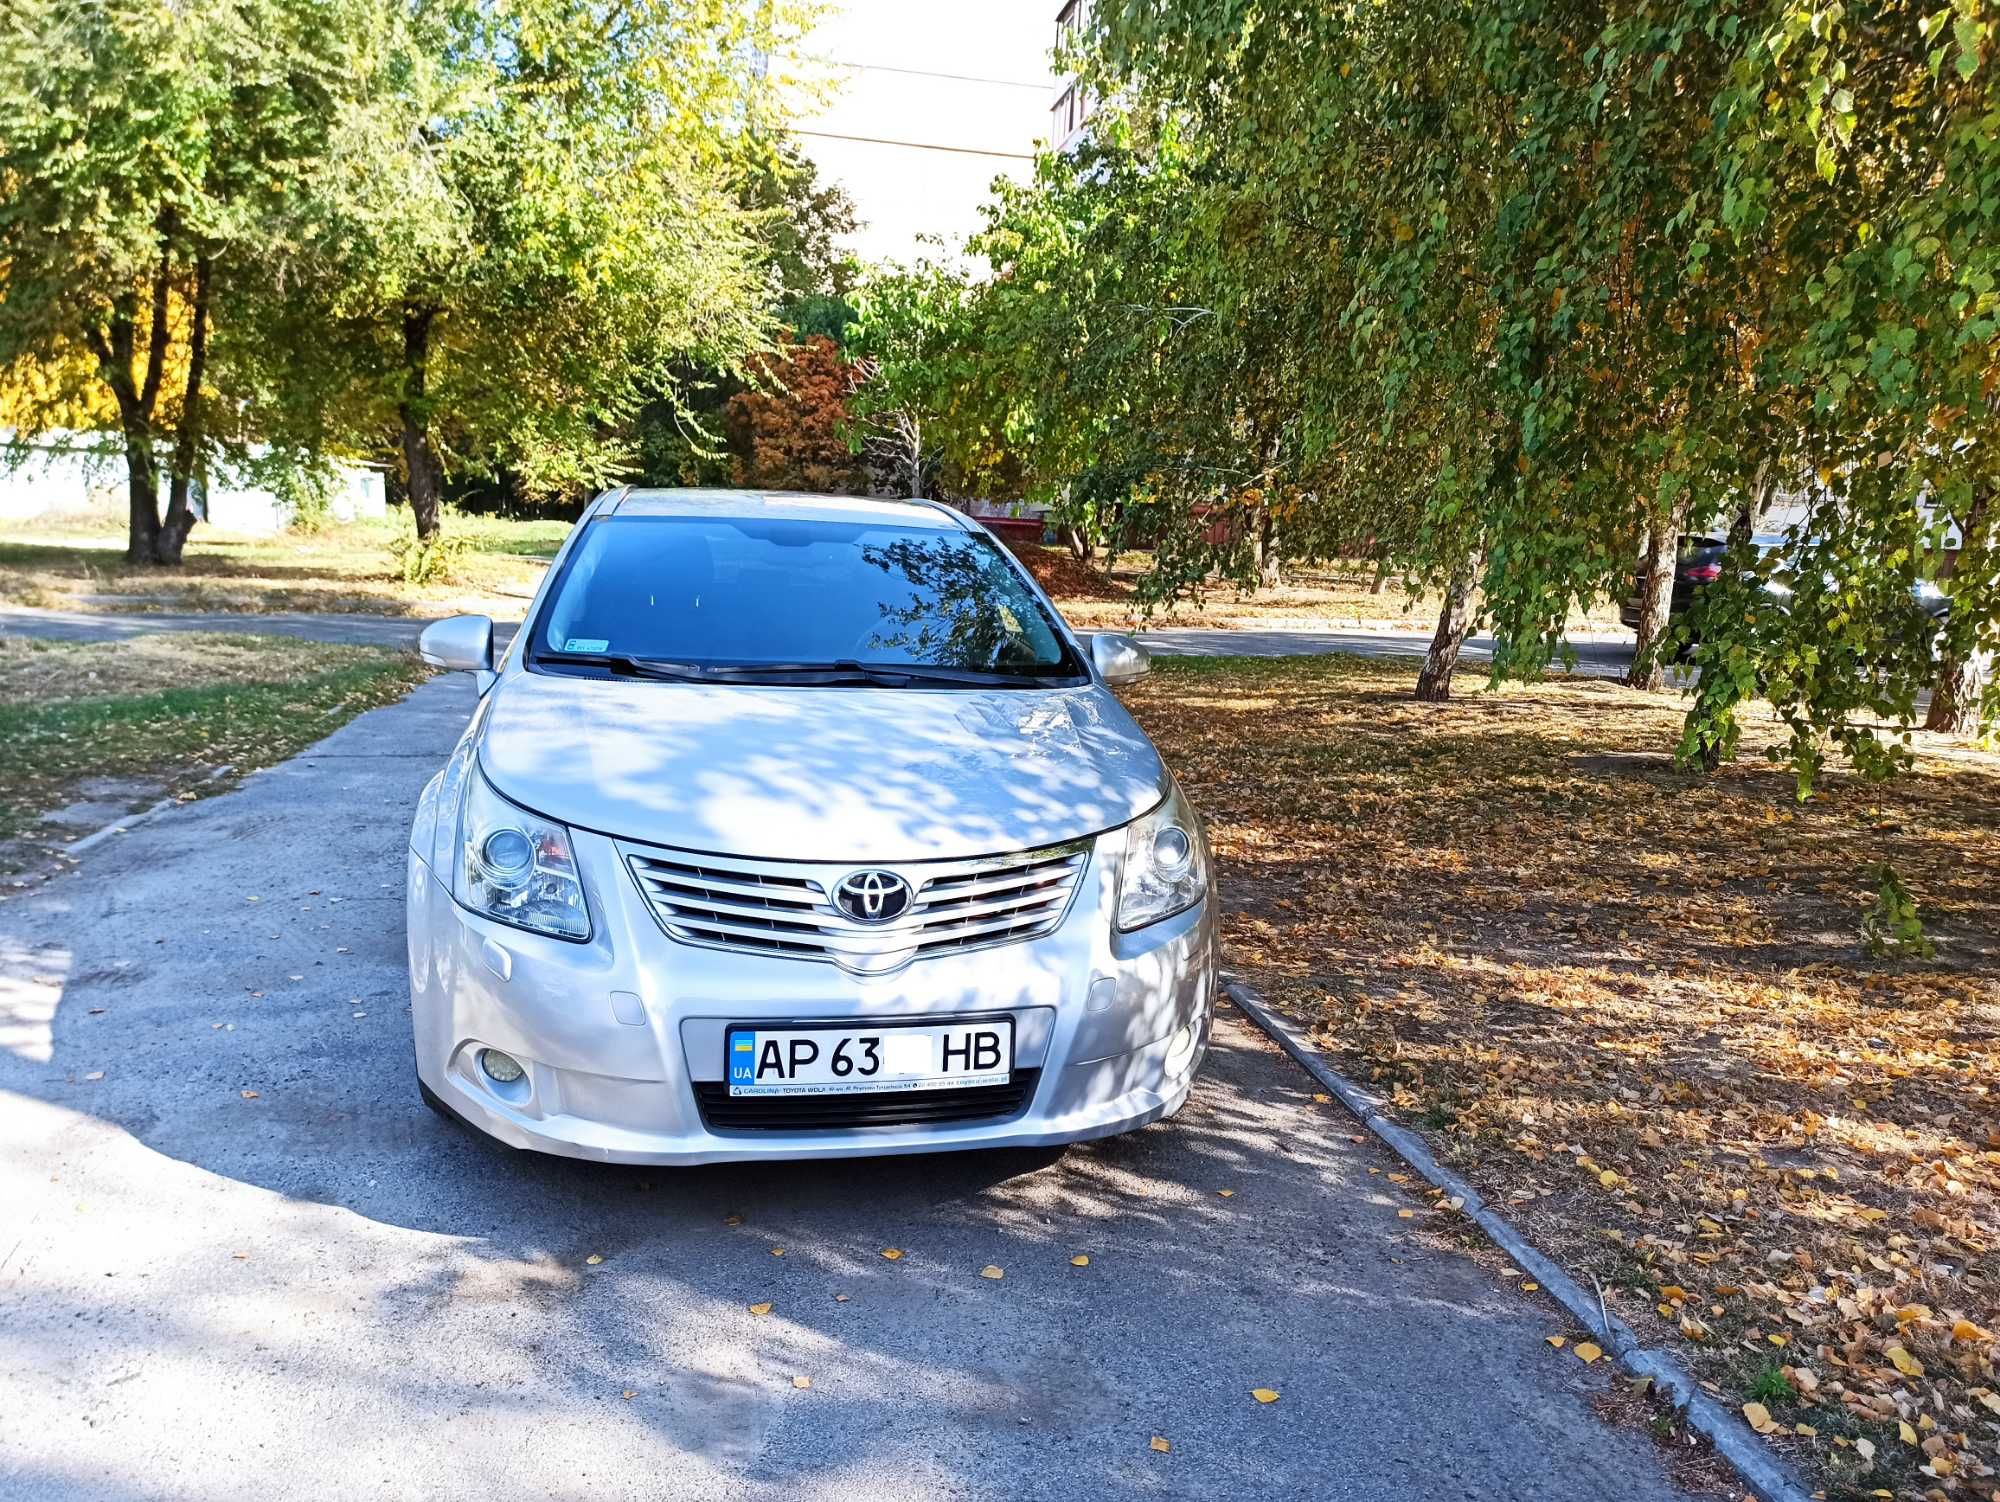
[453,770,590,940]
[1116,784,1208,931]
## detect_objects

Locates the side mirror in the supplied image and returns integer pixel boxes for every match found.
[1089,632,1150,685]
[417,614,494,674]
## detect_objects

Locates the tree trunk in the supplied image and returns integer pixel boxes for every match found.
[1369,551,1392,595]
[400,306,443,540]
[1729,460,1775,546]
[156,254,212,566]
[84,298,162,563]
[1626,512,1682,691]
[1414,560,1478,702]
[1924,489,1991,735]
[1255,508,1282,586]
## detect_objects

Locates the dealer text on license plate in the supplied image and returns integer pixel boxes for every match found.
[725,1020,1013,1097]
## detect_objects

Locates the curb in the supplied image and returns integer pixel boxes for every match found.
[61,765,236,859]
[1224,977,1814,1502]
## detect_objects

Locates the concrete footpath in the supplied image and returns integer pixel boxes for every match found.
[0,677,1705,1502]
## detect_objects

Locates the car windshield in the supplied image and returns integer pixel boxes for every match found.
[528,514,1084,684]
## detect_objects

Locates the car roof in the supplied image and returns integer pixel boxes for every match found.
[606,488,968,530]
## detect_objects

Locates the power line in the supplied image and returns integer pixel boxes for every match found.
[818,58,1053,92]
[788,127,1037,161]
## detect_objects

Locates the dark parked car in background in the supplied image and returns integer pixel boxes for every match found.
[1622,532,1951,649]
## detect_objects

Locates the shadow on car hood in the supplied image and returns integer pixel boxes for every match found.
[476,671,1169,862]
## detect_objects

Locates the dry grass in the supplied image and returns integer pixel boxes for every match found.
[0,513,566,619]
[0,633,428,876]
[1125,654,2000,1502]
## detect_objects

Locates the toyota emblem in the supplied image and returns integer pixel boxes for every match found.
[834,869,912,924]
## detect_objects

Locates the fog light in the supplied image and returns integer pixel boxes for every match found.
[480,1048,525,1084]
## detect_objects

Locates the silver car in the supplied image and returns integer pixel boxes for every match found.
[406,488,1217,1164]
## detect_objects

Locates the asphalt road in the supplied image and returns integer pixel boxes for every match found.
[0,674,1706,1501]
[0,601,1641,677]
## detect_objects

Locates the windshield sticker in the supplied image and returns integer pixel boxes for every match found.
[997,604,1022,634]
[564,637,610,653]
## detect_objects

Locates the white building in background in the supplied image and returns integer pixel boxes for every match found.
[788,2,1058,266]
[1050,0,1095,150]
[0,432,385,534]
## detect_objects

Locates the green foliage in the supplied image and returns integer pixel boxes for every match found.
[388,526,469,586]
[946,0,2000,788]
[1862,861,1935,960]
[1745,1361,1798,1406]
[846,259,995,498]
[1,0,817,546]
[244,453,342,535]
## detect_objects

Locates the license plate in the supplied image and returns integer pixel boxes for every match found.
[725,1020,1014,1097]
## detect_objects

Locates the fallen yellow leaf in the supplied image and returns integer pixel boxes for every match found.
[1951,1318,1988,1343]
[1898,1420,1917,1444]
[770,1247,784,1257]
[585,1254,604,1266]
[792,1376,812,1390]
[1886,1345,1924,1377]
[723,1213,743,1226]
[980,1265,1004,1280]
[1397,1209,1414,1219]
[1251,1388,1280,1404]
[1573,1342,1602,1364]
[881,1248,903,1261]
[748,1301,773,1317]
[622,1389,636,1400]
[1070,1255,1090,1267]
[1980,1392,2000,1416]
[1217,1189,1235,1198]
[240,1090,260,1099]
[1149,1436,1171,1454]
[1522,1281,1539,1292]
[1794,1423,1816,1437]
[1742,1402,1778,1435]
[1546,1336,1566,1349]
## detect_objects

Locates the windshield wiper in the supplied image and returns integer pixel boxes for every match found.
[692,660,1072,689]
[534,651,712,682]
[535,653,1072,689]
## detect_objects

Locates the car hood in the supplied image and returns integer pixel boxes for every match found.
[476,670,1169,862]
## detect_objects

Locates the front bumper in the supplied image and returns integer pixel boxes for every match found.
[405,827,1217,1165]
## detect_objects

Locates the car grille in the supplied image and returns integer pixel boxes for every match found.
[622,839,1092,973]
[692,1070,1041,1132]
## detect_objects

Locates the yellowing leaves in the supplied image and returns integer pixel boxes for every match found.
[791,1375,812,1390]
[1149,1436,1171,1454]
[980,1265,1005,1280]
[1070,1255,1090,1267]
[880,1248,903,1261]
[1743,1402,1779,1435]
[1886,1345,1924,1377]
[1545,1335,1567,1349]
[1573,1342,1603,1364]
[747,1302,773,1317]
[1250,1388,1280,1404]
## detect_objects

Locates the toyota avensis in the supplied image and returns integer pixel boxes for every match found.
[406,488,1216,1164]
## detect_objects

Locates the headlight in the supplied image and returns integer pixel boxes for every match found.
[1116,784,1208,931]
[453,769,591,940]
